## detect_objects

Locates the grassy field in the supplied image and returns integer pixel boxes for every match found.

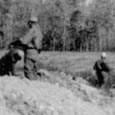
[0,51,114,73]
[33,51,115,88]
[1,51,115,84]
[36,51,115,73]
[1,51,115,72]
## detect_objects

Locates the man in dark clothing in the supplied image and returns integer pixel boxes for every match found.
[93,52,111,87]
[0,48,23,76]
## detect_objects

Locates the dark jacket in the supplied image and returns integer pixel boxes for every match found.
[93,59,111,73]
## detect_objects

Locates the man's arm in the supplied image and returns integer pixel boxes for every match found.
[103,61,112,72]
[33,28,43,53]
[93,62,96,70]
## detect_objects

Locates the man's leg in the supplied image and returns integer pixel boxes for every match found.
[102,72,111,91]
[10,63,16,76]
[96,72,104,87]
[24,58,38,80]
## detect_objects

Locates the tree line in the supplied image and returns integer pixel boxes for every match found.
[0,0,115,51]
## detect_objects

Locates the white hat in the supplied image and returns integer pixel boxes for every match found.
[101,52,106,58]
[16,49,24,58]
[30,16,38,22]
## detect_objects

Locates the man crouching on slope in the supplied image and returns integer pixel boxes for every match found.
[12,16,43,80]
[93,52,112,88]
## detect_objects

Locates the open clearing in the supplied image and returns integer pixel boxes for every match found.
[35,52,115,75]
[2,51,115,73]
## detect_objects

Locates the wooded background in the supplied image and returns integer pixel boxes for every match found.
[0,0,115,51]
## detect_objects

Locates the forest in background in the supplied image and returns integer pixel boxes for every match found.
[0,0,115,51]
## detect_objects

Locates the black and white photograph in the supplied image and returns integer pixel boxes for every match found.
[0,0,115,114]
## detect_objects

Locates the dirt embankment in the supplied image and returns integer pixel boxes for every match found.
[0,74,115,115]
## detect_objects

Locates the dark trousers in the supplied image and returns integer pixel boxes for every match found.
[24,57,38,80]
[96,71,104,87]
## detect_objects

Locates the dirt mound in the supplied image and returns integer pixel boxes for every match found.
[0,76,115,115]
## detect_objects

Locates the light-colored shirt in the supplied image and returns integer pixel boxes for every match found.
[20,24,43,60]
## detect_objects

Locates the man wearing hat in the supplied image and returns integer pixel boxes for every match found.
[18,16,43,80]
[93,52,111,87]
